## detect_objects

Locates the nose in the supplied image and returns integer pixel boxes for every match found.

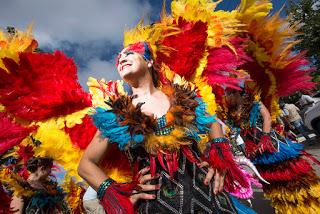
[119,58,127,65]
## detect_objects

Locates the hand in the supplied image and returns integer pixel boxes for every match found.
[198,161,226,194]
[129,166,160,205]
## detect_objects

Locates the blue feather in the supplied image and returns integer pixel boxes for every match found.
[29,185,65,208]
[253,139,303,165]
[230,195,257,214]
[249,102,260,127]
[194,98,216,133]
[91,107,143,150]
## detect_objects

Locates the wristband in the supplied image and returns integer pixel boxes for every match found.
[262,132,270,136]
[97,178,114,200]
[211,137,229,143]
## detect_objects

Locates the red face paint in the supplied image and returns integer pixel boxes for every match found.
[116,42,152,67]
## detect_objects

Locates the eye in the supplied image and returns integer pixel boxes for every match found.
[125,51,134,56]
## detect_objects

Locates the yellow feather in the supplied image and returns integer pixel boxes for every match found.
[0,168,34,197]
[33,121,83,180]
[0,25,37,71]
[145,127,190,154]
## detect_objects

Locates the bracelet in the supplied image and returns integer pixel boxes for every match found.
[97,178,114,200]
[262,132,270,136]
[211,137,229,143]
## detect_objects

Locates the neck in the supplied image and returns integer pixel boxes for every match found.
[130,75,157,98]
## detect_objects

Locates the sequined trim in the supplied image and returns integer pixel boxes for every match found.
[214,192,237,214]
[155,115,174,136]
[192,163,212,201]
[191,198,213,214]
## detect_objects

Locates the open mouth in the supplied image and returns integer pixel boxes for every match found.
[121,64,132,71]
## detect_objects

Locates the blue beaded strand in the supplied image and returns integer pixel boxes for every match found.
[155,115,174,136]
[211,137,229,143]
[97,178,114,200]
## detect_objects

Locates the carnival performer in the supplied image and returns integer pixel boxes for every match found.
[9,157,70,213]
[223,87,320,213]
[78,41,255,214]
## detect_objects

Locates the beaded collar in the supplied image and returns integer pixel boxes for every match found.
[155,115,174,136]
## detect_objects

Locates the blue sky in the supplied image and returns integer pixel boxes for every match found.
[0,0,297,89]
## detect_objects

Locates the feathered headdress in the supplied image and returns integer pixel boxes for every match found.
[123,0,315,120]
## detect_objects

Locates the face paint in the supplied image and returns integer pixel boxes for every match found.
[116,42,152,67]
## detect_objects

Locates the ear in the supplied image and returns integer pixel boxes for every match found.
[147,60,153,68]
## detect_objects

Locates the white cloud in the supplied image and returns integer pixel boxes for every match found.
[0,0,152,91]
[0,0,152,47]
[78,58,121,90]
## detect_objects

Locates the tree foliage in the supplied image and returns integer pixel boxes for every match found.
[286,0,320,85]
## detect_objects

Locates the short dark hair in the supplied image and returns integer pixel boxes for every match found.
[26,157,53,173]
[150,64,160,88]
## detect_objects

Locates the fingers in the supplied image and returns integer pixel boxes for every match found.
[138,184,161,192]
[204,168,214,186]
[129,193,156,205]
[214,170,226,194]
[139,173,160,184]
[197,161,209,168]
[138,166,150,176]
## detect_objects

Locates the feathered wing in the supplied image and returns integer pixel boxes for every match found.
[0,49,95,179]
[123,0,315,120]
[0,28,98,213]
[234,0,315,120]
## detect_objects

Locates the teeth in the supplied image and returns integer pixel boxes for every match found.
[122,64,131,70]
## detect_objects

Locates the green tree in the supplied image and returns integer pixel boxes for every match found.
[286,0,320,86]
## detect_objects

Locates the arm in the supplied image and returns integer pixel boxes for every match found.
[257,102,276,153]
[78,130,158,211]
[78,130,109,190]
[259,102,272,133]
[209,121,224,138]
[203,121,226,193]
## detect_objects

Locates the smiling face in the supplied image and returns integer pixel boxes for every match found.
[116,42,153,83]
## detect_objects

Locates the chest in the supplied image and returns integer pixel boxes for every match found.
[133,95,171,118]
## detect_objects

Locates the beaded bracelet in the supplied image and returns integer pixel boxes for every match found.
[211,137,229,143]
[262,132,270,136]
[97,178,114,200]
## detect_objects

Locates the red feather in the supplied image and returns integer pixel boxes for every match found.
[258,158,313,182]
[100,182,135,214]
[156,18,208,79]
[0,184,12,214]
[205,142,250,191]
[0,51,91,121]
[16,144,35,164]
[99,144,132,179]
[241,51,315,104]
[0,113,33,155]
[204,37,252,89]
[301,150,320,167]
[276,52,315,96]
[65,115,97,149]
